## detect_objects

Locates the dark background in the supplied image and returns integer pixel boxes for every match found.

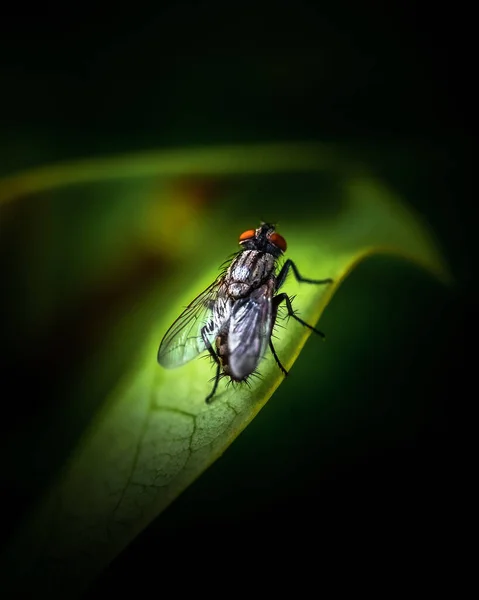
[0,0,473,591]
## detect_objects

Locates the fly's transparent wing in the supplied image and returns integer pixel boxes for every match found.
[227,282,274,380]
[158,278,226,369]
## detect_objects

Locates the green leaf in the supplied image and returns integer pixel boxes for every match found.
[0,143,449,594]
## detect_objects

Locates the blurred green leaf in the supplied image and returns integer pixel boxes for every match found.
[0,143,449,594]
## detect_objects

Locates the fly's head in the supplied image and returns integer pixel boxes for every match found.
[238,222,287,258]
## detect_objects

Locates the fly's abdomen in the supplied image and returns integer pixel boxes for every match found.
[215,332,243,381]
[227,250,275,298]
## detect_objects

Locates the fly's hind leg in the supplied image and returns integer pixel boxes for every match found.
[273,293,326,339]
[201,326,221,404]
[269,339,288,377]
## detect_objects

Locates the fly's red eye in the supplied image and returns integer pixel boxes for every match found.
[239,229,256,243]
[269,232,287,252]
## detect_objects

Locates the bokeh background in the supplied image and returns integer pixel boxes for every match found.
[0,0,472,592]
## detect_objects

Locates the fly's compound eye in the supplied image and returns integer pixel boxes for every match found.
[239,229,256,243]
[269,232,287,252]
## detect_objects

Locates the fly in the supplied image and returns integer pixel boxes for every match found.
[157,222,333,403]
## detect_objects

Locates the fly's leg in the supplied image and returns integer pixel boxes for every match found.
[273,293,326,339]
[269,339,288,377]
[201,326,221,404]
[274,259,331,340]
[276,259,333,291]
[269,307,288,376]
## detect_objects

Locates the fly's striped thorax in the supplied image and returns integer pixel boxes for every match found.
[226,250,276,299]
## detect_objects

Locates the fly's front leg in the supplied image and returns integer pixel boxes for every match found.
[273,293,326,339]
[201,326,221,404]
[276,259,333,291]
